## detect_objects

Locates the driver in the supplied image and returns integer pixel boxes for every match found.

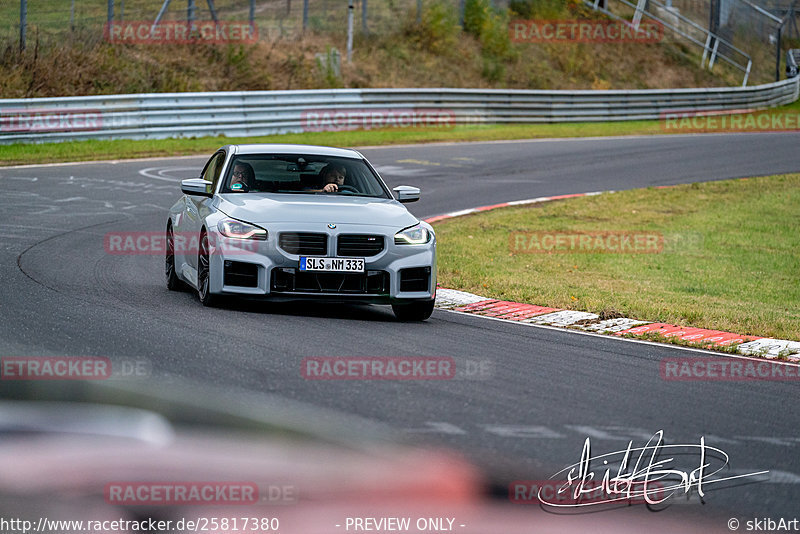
[310,163,346,193]
[230,162,255,192]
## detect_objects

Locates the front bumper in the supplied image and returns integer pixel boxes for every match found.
[204,222,436,305]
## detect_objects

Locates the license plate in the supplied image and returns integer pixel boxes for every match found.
[300,257,365,272]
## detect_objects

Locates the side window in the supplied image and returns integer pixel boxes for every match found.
[201,152,226,193]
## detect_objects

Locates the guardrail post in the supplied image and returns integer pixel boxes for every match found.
[776,25,782,81]
[250,0,255,33]
[153,0,171,30]
[416,0,422,24]
[303,0,309,31]
[632,0,647,29]
[347,0,354,62]
[206,0,219,23]
[701,33,712,67]
[709,38,720,70]
[362,0,368,34]
[19,0,26,52]
[743,59,751,86]
[709,0,720,50]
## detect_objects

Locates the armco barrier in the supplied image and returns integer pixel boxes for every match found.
[0,78,797,144]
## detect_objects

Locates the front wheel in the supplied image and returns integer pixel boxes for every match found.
[166,224,184,291]
[392,299,435,321]
[197,231,219,307]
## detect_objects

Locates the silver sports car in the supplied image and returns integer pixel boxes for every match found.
[166,144,436,320]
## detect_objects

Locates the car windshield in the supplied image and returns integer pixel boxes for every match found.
[220,154,390,198]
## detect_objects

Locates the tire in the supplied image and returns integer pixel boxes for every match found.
[165,224,184,291]
[392,299,435,321]
[197,231,219,307]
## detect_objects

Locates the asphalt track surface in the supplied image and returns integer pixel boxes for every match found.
[2,133,799,525]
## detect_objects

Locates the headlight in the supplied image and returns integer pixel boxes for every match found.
[217,219,267,240]
[394,224,431,245]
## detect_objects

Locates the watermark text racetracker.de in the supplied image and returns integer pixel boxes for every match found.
[0,516,280,533]
[104,21,258,45]
[509,479,665,506]
[105,231,258,256]
[509,231,703,254]
[301,108,456,132]
[0,109,102,133]
[509,19,663,43]
[301,356,492,380]
[661,109,800,133]
[661,358,800,382]
[0,356,151,381]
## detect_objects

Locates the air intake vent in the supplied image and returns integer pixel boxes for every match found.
[400,267,431,292]
[279,233,327,255]
[337,234,384,257]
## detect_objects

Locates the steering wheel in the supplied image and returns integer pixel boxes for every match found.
[336,185,359,193]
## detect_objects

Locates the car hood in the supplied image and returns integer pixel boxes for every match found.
[217,193,419,228]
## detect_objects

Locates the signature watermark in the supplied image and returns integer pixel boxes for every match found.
[538,430,767,508]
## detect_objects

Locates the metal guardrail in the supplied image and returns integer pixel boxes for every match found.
[0,78,798,144]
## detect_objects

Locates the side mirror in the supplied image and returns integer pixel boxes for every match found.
[181,178,213,198]
[393,185,420,203]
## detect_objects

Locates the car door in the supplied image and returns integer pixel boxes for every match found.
[184,150,226,271]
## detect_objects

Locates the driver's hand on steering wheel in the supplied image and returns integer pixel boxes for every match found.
[322,183,339,193]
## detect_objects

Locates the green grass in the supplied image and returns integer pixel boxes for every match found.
[434,174,800,341]
[0,120,660,166]
[3,96,799,166]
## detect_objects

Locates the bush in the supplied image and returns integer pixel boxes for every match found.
[509,0,566,19]
[405,0,460,55]
[464,0,514,60]
[509,0,590,18]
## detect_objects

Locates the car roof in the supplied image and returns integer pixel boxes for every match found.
[230,144,363,159]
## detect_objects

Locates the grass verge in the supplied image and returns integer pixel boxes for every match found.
[3,95,800,166]
[0,120,663,166]
[433,173,800,341]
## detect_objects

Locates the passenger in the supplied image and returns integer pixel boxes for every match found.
[307,163,346,193]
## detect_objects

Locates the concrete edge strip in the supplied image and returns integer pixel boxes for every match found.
[425,193,800,361]
[435,288,800,361]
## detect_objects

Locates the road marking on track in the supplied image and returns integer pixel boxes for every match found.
[2,176,38,181]
[372,165,426,177]
[0,154,205,170]
[139,166,198,182]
